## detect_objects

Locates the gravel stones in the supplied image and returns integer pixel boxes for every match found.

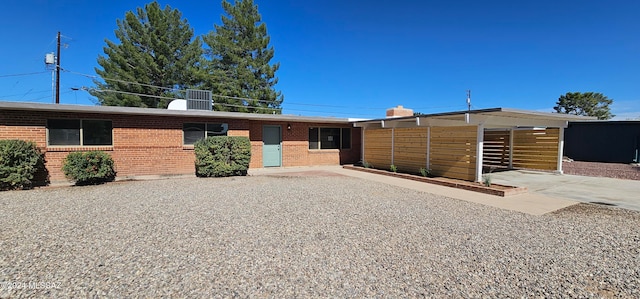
[1,175,638,297]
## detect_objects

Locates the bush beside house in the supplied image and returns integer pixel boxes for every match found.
[0,139,48,191]
[62,151,116,185]
[195,136,251,177]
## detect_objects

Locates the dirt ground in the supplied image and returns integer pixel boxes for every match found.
[563,161,640,180]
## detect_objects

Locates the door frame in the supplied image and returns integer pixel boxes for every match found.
[262,125,282,167]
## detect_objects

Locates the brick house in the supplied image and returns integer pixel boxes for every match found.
[0,101,361,182]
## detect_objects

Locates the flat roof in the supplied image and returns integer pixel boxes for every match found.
[0,101,351,124]
[353,108,596,129]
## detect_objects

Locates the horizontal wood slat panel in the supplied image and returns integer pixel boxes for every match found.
[430,160,474,168]
[429,126,477,180]
[430,168,475,181]
[393,127,428,173]
[364,129,392,168]
[363,126,480,181]
[512,128,559,171]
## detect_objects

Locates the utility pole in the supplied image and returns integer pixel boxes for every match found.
[466,90,471,111]
[55,31,61,104]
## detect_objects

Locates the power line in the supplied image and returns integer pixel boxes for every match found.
[0,89,51,98]
[0,71,49,78]
[0,90,73,103]
[66,70,366,107]
[89,88,280,111]
[63,69,467,114]
[64,70,178,92]
[90,88,387,117]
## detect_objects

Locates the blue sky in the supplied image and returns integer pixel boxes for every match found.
[1,0,639,119]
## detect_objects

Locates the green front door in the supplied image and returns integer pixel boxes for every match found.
[263,125,282,167]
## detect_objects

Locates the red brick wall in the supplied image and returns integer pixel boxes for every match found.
[0,109,361,182]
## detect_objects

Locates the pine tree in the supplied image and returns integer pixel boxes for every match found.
[93,1,202,108]
[554,92,615,120]
[202,0,283,113]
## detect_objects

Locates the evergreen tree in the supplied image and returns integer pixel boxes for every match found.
[202,0,283,113]
[93,1,202,108]
[553,92,614,120]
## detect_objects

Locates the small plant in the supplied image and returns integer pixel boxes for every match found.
[482,174,492,187]
[0,139,48,191]
[362,161,371,168]
[62,151,116,185]
[194,136,251,177]
[419,167,431,177]
[482,167,495,187]
[390,164,397,173]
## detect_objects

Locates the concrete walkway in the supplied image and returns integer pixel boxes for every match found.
[250,166,578,216]
[490,170,640,212]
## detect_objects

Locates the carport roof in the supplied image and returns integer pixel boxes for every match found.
[353,107,596,129]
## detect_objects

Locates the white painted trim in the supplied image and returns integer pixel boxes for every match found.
[556,127,565,174]
[426,127,431,169]
[391,128,395,166]
[475,125,485,182]
[508,128,514,169]
[361,127,366,164]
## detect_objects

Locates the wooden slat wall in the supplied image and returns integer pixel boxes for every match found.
[393,127,428,173]
[483,130,510,168]
[429,126,477,181]
[363,129,392,169]
[512,128,559,171]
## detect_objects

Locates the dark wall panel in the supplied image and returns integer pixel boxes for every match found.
[564,122,640,163]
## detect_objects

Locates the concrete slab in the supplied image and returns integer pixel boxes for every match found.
[490,170,640,211]
[250,166,578,215]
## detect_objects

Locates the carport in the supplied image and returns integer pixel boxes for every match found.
[353,108,593,182]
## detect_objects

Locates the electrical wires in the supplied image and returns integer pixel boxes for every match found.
[0,71,49,78]
[59,68,469,117]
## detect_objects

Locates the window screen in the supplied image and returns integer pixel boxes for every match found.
[183,123,228,145]
[48,119,81,146]
[320,128,341,149]
[83,120,113,146]
[309,127,319,149]
[309,127,352,150]
[183,123,206,145]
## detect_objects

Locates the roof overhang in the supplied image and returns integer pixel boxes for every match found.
[0,101,351,124]
[353,108,596,129]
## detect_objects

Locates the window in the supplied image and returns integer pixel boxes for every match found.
[308,127,351,150]
[309,128,319,149]
[48,119,112,146]
[183,123,228,145]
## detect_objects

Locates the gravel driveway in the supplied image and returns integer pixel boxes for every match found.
[1,175,639,297]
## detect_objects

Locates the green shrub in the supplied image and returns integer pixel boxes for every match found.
[390,164,397,173]
[363,161,372,169]
[194,136,251,177]
[62,151,116,185]
[419,167,431,177]
[0,139,48,191]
